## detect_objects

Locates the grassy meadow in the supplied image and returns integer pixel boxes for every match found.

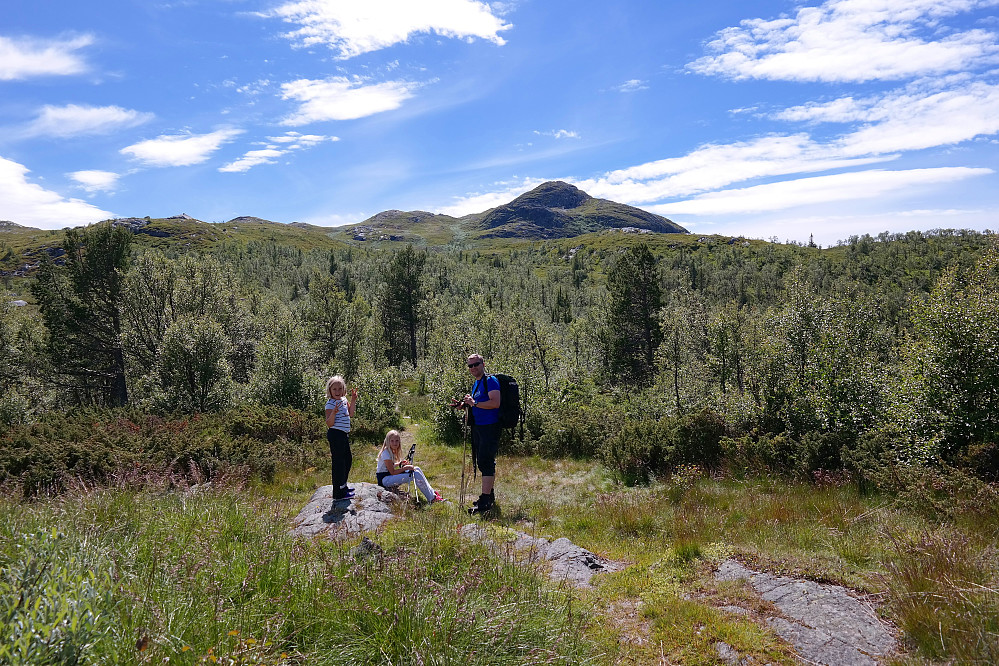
[2,420,997,665]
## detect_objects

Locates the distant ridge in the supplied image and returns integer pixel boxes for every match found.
[330,180,687,245]
[0,182,688,268]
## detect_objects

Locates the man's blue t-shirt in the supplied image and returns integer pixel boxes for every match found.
[470,375,501,425]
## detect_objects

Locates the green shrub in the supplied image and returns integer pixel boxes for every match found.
[0,530,117,665]
[720,432,800,476]
[602,419,667,484]
[673,407,726,469]
[601,408,726,485]
[533,401,624,459]
[0,407,328,496]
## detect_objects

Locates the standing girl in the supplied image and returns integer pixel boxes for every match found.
[325,375,357,501]
[376,430,444,504]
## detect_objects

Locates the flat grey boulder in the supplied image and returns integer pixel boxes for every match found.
[459,524,624,587]
[291,482,405,539]
[715,560,896,666]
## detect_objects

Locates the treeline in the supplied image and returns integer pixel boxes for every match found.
[1,223,996,491]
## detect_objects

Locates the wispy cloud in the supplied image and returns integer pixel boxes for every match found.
[576,135,897,203]
[647,167,992,216]
[0,156,112,229]
[0,34,94,80]
[688,0,999,83]
[438,177,547,216]
[533,129,579,139]
[68,170,121,193]
[219,132,338,173]
[266,0,512,58]
[280,77,419,125]
[121,129,244,167]
[833,81,999,155]
[616,79,648,92]
[21,104,154,139]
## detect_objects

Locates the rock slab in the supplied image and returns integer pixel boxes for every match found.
[460,524,623,587]
[291,482,404,538]
[715,560,896,666]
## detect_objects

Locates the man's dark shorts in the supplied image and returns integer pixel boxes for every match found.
[472,422,500,477]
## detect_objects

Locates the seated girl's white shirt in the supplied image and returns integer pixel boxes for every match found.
[376,448,396,474]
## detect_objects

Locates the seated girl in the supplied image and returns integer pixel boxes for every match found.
[375,430,444,504]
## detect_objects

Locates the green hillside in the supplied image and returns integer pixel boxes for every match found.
[0,215,346,276]
[1,182,692,274]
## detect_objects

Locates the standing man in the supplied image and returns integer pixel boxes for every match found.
[462,353,501,514]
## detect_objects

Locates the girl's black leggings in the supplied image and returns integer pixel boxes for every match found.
[327,428,352,491]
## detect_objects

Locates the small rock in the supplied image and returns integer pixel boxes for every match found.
[351,536,383,560]
[715,641,743,665]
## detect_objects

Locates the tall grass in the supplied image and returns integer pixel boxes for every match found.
[0,484,597,665]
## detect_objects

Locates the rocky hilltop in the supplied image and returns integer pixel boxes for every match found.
[472,181,686,238]
[329,180,687,245]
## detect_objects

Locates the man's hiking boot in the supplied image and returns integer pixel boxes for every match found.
[468,492,494,515]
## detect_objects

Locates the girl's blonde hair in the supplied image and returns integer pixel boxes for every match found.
[377,429,402,463]
[325,375,346,399]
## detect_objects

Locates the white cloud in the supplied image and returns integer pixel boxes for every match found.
[835,81,999,155]
[280,77,419,125]
[219,149,285,173]
[533,129,579,139]
[22,104,154,139]
[689,0,999,82]
[266,132,331,146]
[236,79,272,95]
[0,156,112,229]
[121,129,244,167]
[616,79,649,92]
[267,0,512,58]
[647,167,992,216]
[576,135,896,203]
[771,97,871,123]
[68,170,121,193]
[0,34,93,80]
[437,177,547,216]
[219,132,338,173]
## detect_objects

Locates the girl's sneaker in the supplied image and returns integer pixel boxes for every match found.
[433,491,444,503]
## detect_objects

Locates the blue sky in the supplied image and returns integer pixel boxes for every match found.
[2,0,998,245]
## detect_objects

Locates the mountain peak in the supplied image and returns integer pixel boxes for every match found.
[510,181,591,210]
[476,180,686,239]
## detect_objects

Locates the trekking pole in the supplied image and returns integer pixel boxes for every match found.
[458,406,469,509]
[406,438,419,506]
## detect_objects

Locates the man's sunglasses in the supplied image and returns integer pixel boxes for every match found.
[467,361,482,368]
